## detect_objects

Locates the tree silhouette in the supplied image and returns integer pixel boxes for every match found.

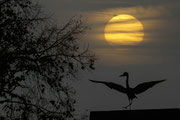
[0,0,95,119]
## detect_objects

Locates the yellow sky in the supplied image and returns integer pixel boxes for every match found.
[79,6,171,65]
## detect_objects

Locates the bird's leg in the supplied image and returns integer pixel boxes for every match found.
[123,103,131,109]
[123,99,132,110]
[129,101,132,110]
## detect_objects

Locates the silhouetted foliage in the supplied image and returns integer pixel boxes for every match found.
[0,0,95,119]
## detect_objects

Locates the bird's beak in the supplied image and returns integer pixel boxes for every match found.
[119,74,124,77]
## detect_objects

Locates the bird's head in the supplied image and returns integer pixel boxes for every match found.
[119,72,128,77]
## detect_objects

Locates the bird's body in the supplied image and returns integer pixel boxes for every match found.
[89,72,166,109]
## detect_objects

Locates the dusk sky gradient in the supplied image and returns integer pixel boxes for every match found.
[39,0,180,113]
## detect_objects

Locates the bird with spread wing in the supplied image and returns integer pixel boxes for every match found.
[89,72,166,109]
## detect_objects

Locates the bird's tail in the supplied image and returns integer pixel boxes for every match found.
[89,79,107,84]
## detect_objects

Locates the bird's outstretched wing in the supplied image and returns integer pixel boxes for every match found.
[89,79,107,84]
[89,79,127,93]
[134,79,166,94]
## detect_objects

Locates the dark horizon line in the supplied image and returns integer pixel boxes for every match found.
[91,107,180,112]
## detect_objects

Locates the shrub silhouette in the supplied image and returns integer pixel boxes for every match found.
[0,0,95,119]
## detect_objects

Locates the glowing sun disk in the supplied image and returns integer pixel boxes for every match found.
[105,14,144,45]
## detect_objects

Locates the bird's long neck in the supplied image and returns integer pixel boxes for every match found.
[126,74,130,88]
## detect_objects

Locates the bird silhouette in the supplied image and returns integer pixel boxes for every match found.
[89,72,166,109]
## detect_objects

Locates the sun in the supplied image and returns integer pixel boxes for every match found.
[104,14,144,45]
